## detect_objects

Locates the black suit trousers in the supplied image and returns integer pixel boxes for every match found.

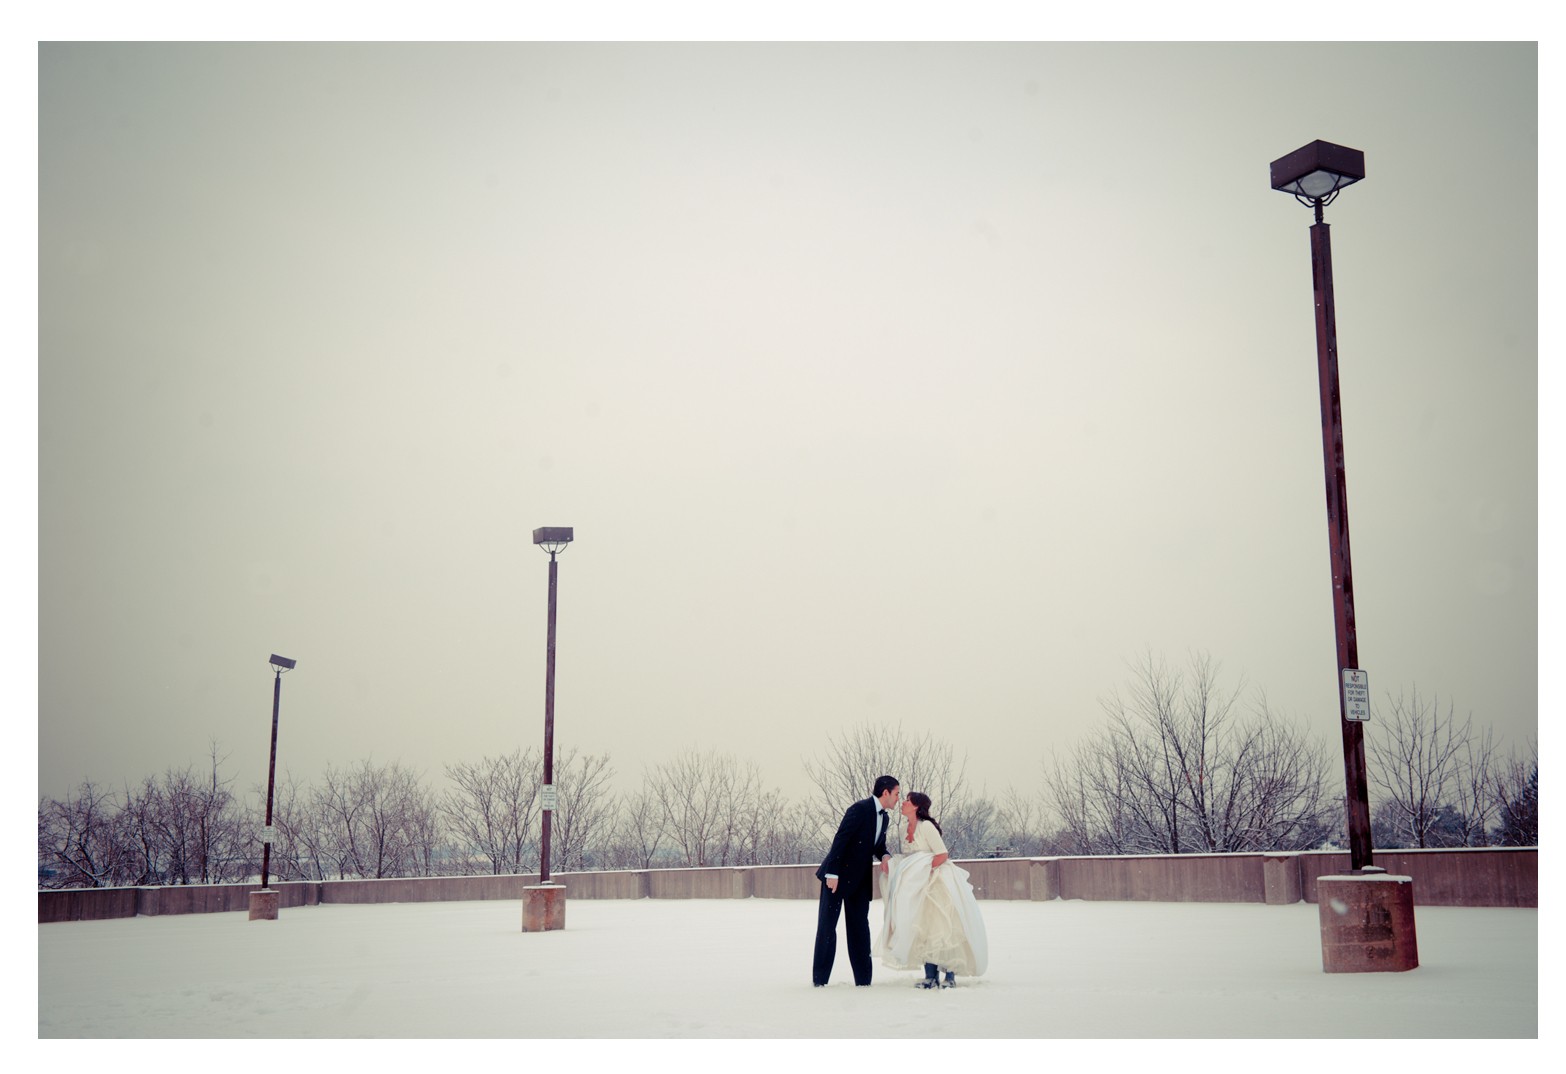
[813,881,873,986]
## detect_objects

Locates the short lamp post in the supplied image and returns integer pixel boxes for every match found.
[250,653,296,922]
[1270,139,1416,971]
[523,526,572,933]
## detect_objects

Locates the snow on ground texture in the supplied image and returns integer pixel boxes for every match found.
[37,898,1535,1039]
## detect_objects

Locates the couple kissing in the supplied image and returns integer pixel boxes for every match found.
[811,775,987,989]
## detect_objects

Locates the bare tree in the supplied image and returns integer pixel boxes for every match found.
[551,748,617,871]
[983,790,1077,857]
[1491,737,1538,847]
[382,765,442,876]
[440,748,541,874]
[1044,736,1143,855]
[603,787,669,870]
[980,791,1056,857]
[803,722,977,846]
[1446,724,1499,847]
[38,781,132,888]
[650,749,763,866]
[938,796,997,859]
[329,760,439,878]
[1226,710,1336,851]
[311,760,437,879]
[747,801,826,866]
[1044,653,1333,854]
[312,762,368,879]
[1367,689,1494,848]
[133,743,248,884]
[262,771,324,881]
[723,781,823,866]
[116,778,167,886]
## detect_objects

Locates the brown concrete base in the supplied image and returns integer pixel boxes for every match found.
[522,883,566,932]
[248,889,280,921]
[1317,872,1418,972]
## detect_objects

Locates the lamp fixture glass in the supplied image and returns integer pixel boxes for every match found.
[1270,139,1366,207]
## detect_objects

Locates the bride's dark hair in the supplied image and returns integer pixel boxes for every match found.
[907,791,942,835]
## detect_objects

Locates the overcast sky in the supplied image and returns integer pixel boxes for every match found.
[33,39,1540,808]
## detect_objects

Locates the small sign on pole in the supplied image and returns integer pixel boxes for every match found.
[541,784,558,811]
[1342,668,1370,721]
[259,825,276,844]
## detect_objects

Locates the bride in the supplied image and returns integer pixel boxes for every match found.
[875,791,988,988]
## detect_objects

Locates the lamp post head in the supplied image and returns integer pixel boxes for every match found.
[269,654,296,673]
[1270,139,1365,211]
[532,527,574,557]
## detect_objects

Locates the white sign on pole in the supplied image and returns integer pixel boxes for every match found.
[541,785,558,811]
[260,825,276,844]
[1342,669,1370,722]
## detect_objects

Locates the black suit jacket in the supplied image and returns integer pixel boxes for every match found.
[816,797,889,899]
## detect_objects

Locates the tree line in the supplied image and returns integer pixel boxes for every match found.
[1041,653,1537,855]
[38,653,1538,890]
[39,745,816,889]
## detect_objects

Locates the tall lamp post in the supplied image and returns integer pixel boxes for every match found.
[1269,139,1373,872]
[250,653,296,921]
[1271,139,1416,971]
[523,527,572,932]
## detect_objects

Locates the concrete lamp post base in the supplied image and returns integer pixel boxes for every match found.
[1317,870,1418,972]
[522,884,567,932]
[248,889,280,921]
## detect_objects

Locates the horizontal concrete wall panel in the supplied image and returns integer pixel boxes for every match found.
[646,867,755,899]
[138,885,249,916]
[39,881,320,923]
[1296,848,1539,908]
[555,870,649,899]
[321,875,535,904]
[962,859,1038,901]
[1056,853,1268,903]
[39,848,1537,922]
[747,865,819,900]
[39,887,139,923]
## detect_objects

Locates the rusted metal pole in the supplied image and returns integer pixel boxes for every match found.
[261,670,282,889]
[1308,202,1375,871]
[540,552,559,883]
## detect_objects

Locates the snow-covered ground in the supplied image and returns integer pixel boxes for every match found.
[36,897,1536,1042]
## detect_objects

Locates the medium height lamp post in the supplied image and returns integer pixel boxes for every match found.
[1271,139,1417,971]
[523,527,572,932]
[250,653,296,922]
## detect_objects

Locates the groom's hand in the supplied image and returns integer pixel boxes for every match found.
[825,877,838,893]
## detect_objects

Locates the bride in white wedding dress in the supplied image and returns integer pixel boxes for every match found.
[874,791,988,988]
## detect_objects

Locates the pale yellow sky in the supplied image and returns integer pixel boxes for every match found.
[33,39,1541,804]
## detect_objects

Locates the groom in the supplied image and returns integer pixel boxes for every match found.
[812,775,900,987]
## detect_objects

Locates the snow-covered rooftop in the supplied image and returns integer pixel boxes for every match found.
[37,896,1535,1045]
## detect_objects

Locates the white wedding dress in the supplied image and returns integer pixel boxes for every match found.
[875,818,988,977]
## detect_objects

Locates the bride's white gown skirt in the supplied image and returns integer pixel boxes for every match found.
[875,851,988,976]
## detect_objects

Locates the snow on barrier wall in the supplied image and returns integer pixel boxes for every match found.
[38,846,1537,923]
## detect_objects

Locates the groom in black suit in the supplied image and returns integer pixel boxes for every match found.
[812,775,900,987]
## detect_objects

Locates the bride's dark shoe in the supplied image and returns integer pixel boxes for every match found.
[940,973,956,988]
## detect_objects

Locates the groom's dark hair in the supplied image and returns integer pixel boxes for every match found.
[872,775,899,797]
